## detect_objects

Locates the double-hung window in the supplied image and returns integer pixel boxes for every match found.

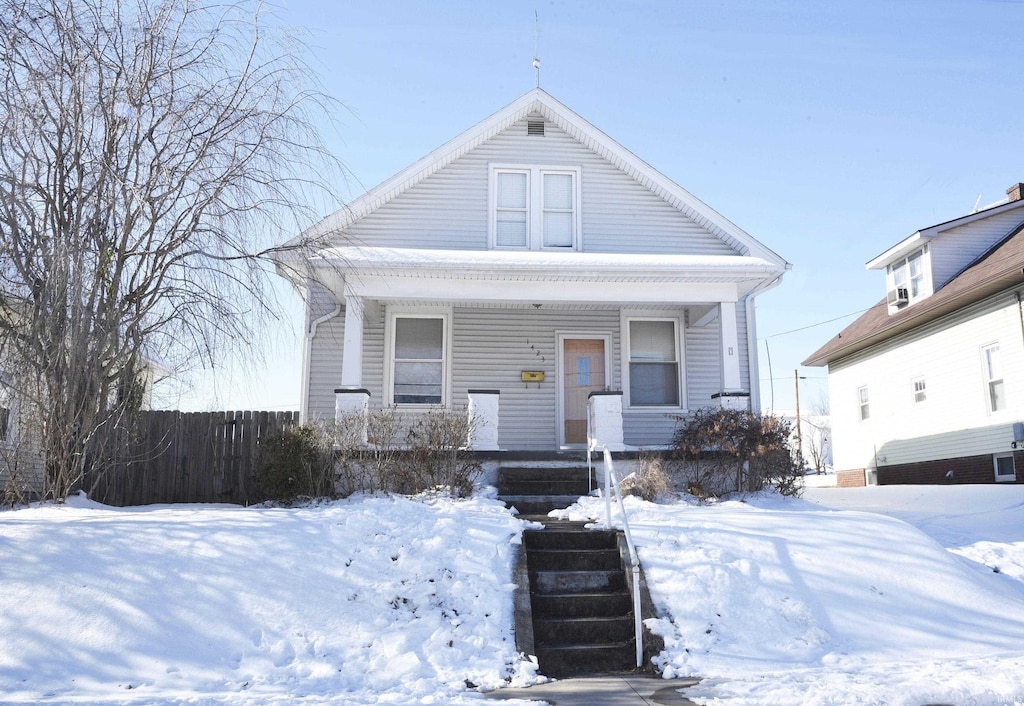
[388,313,449,406]
[982,344,1005,412]
[627,319,680,407]
[887,246,930,308]
[858,386,870,421]
[491,165,579,250]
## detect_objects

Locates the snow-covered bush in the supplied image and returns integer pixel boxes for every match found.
[670,407,802,498]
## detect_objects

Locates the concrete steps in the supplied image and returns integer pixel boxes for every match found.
[525,527,636,675]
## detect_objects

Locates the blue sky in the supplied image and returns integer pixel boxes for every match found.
[165,0,1024,415]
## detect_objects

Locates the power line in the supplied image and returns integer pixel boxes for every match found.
[760,307,870,339]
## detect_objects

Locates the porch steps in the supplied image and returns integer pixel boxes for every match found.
[499,465,638,675]
[496,465,594,520]
[524,527,637,675]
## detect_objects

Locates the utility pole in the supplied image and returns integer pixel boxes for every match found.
[794,369,804,468]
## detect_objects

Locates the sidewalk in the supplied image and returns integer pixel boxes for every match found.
[483,673,701,705]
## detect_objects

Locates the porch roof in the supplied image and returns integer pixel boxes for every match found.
[307,246,784,304]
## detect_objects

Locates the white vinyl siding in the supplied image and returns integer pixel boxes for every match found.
[828,291,1024,472]
[341,117,738,256]
[489,165,580,250]
[928,209,1024,290]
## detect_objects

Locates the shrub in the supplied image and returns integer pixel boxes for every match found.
[255,425,336,503]
[620,453,671,502]
[670,407,802,498]
[333,407,482,498]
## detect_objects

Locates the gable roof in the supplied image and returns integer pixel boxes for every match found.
[803,221,1024,367]
[293,88,788,268]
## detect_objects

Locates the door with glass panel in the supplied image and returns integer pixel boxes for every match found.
[562,338,606,444]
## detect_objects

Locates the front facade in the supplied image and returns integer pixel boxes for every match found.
[278,90,788,450]
[805,186,1024,484]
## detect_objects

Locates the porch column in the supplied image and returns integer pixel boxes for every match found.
[717,302,749,410]
[340,293,364,387]
[335,388,370,443]
[588,391,625,452]
[466,389,500,451]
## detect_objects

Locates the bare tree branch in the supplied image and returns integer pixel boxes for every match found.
[0,0,344,499]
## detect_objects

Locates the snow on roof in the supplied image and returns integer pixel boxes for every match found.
[313,246,784,281]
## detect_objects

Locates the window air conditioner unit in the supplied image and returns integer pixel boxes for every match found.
[886,287,909,306]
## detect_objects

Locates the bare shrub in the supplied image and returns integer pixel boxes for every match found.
[620,454,671,502]
[670,407,802,499]
[333,408,482,498]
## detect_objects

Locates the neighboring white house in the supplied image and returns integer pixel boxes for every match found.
[275,88,789,451]
[804,184,1024,484]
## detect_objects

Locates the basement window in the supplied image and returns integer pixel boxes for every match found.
[994,453,1016,483]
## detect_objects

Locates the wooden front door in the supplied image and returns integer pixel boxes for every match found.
[562,339,606,444]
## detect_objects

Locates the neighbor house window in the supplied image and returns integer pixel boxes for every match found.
[858,386,870,421]
[994,453,1016,483]
[887,246,930,307]
[912,377,927,405]
[628,319,680,406]
[491,165,579,250]
[982,344,1005,412]
[388,314,449,405]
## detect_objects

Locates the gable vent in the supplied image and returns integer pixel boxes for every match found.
[527,119,545,136]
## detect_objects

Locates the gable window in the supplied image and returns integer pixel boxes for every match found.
[627,319,680,407]
[388,313,449,406]
[491,165,580,250]
[994,453,1016,483]
[858,386,870,421]
[912,377,927,405]
[887,247,929,308]
[983,344,1005,412]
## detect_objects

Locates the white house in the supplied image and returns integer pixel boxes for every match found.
[804,184,1024,484]
[275,89,789,452]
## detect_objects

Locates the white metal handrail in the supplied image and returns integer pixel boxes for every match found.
[588,441,643,669]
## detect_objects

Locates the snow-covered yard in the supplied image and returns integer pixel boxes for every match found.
[2,483,1024,705]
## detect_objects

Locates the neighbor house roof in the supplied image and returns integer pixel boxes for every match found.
[803,221,1024,367]
[286,88,789,269]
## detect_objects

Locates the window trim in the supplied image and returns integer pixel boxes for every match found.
[622,313,685,410]
[857,385,870,421]
[993,453,1016,483]
[383,307,452,408]
[981,342,1005,414]
[489,164,581,251]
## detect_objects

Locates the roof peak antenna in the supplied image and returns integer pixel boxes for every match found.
[533,10,541,88]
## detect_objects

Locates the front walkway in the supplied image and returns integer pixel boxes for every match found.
[483,673,700,705]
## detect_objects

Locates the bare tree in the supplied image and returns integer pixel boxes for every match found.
[802,392,832,474]
[0,0,340,500]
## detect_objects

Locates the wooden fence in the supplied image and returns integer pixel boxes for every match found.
[86,410,300,506]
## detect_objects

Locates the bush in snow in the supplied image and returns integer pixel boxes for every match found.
[255,425,337,503]
[620,453,672,502]
[334,408,482,498]
[670,407,803,498]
